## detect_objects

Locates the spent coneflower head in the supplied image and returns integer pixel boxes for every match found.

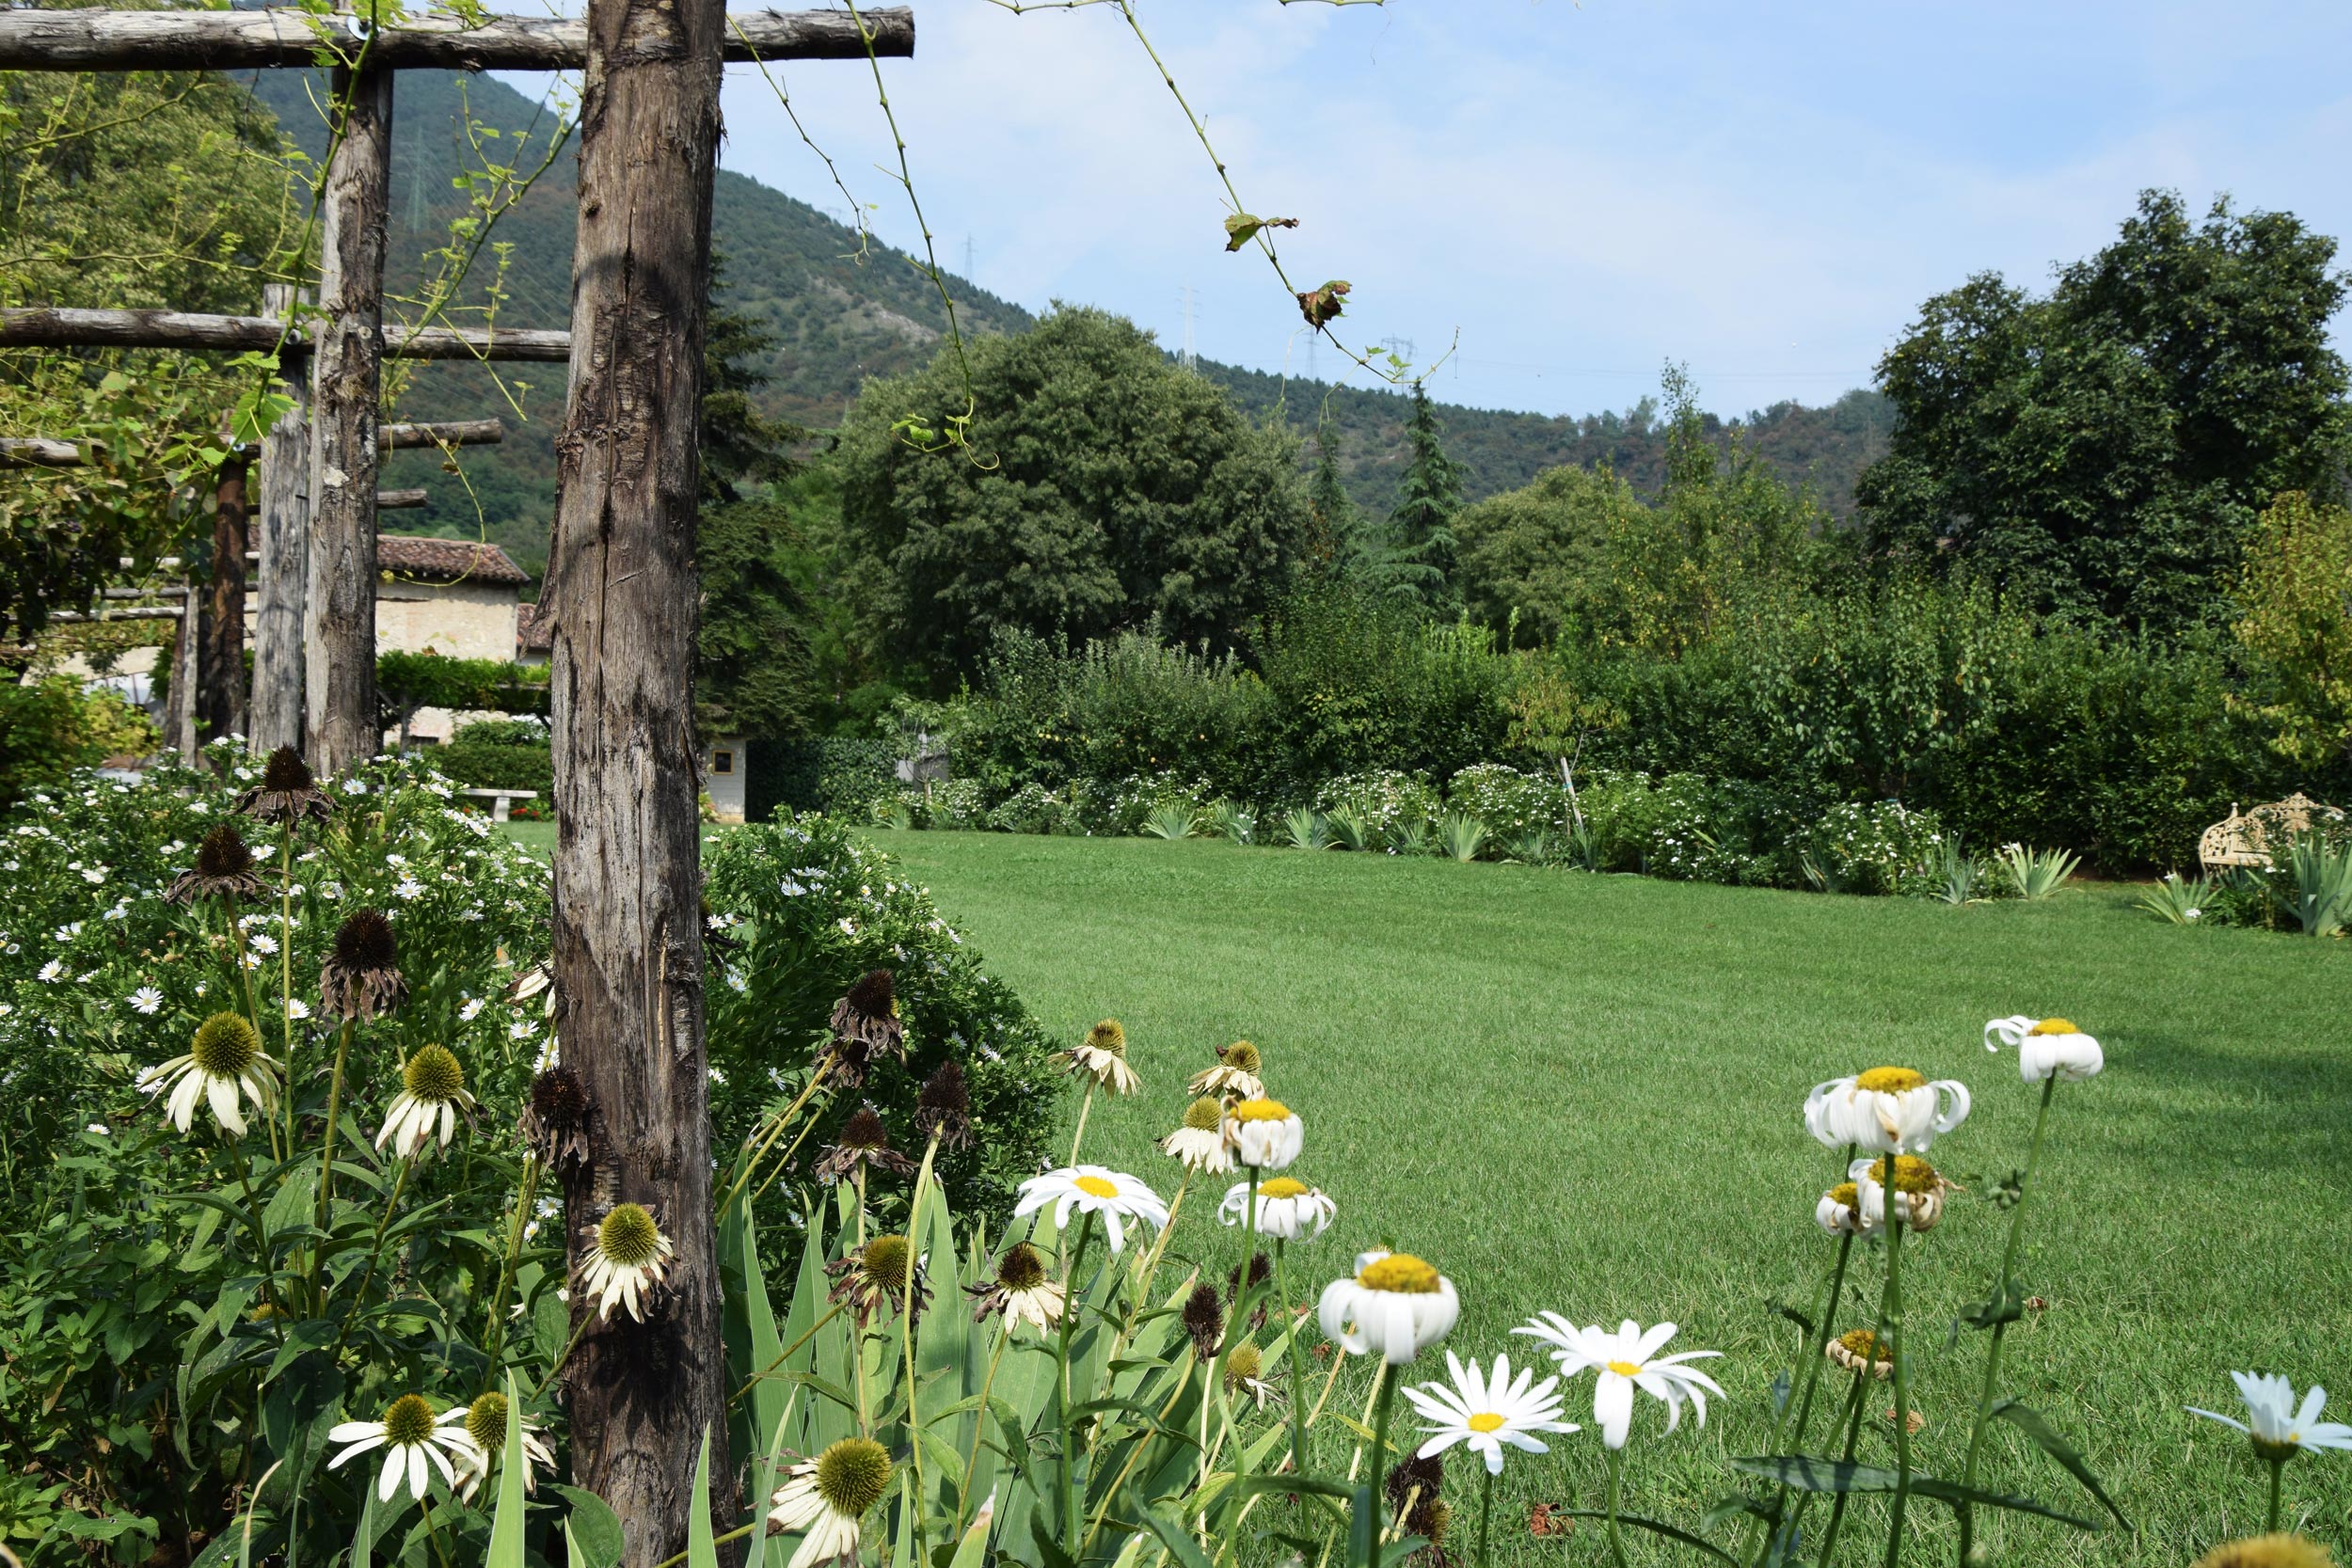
[139,1010,281,1136]
[828,1233,930,1326]
[1065,1018,1141,1096]
[521,1064,593,1169]
[1385,1450,1447,1543]
[830,969,904,1062]
[1183,1281,1225,1360]
[1228,1250,1275,1329]
[814,1105,916,1184]
[580,1202,675,1323]
[375,1043,477,1160]
[1160,1095,1235,1174]
[1189,1039,1265,1101]
[236,745,333,825]
[321,908,406,1021]
[914,1058,974,1150]
[768,1436,892,1568]
[965,1241,1065,1334]
[166,823,269,905]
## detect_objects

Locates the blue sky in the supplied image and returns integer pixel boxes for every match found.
[536,1,2352,420]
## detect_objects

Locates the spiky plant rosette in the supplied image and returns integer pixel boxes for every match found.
[813,1105,916,1183]
[913,1057,974,1150]
[826,1232,930,1326]
[235,745,333,824]
[320,907,406,1021]
[965,1241,1065,1334]
[165,823,269,905]
[521,1063,594,1170]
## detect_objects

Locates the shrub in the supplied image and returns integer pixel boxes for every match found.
[0,674,155,813]
[1790,800,1948,897]
[895,776,990,831]
[987,782,1085,836]
[436,715,554,798]
[751,736,901,820]
[1312,769,1442,842]
[1447,762,1567,841]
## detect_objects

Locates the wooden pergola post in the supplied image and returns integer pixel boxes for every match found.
[200,446,251,744]
[251,282,310,752]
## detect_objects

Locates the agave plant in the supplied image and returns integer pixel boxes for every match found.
[1326,806,1372,852]
[1994,843,2078,900]
[1384,817,1432,857]
[1209,800,1257,846]
[1141,802,1198,841]
[1503,828,1552,865]
[1282,806,1333,850]
[1926,839,1988,905]
[1438,811,1488,863]
[1562,816,1603,872]
[2273,833,2352,936]
[2136,871,2212,927]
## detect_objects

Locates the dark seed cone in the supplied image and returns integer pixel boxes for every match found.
[235,746,333,825]
[1227,1251,1274,1330]
[830,969,905,1061]
[521,1064,594,1170]
[320,908,407,1021]
[166,824,269,904]
[1386,1451,1447,1545]
[914,1059,974,1150]
[1182,1282,1225,1361]
[813,1104,916,1183]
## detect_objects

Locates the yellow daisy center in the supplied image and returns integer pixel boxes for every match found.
[814,1436,892,1517]
[381,1393,436,1448]
[1885,1155,1939,1195]
[1828,1182,1860,1208]
[1605,1360,1645,1378]
[1853,1066,1925,1093]
[2028,1017,2079,1036]
[1837,1328,1888,1362]
[1229,1098,1292,1123]
[2192,1535,2335,1568]
[1074,1174,1120,1199]
[1358,1254,1441,1293]
[1467,1412,1505,1433]
[1259,1178,1310,1199]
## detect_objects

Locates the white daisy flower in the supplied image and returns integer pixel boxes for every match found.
[140,1013,281,1136]
[286,998,311,1022]
[1983,1016,2104,1083]
[1220,1176,1335,1242]
[1405,1350,1578,1474]
[1804,1068,1971,1153]
[459,996,485,1022]
[1224,1097,1303,1170]
[1319,1250,1460,1365]
[38,959,64,983]
[374,1044,478,1160]
[450,1392,555,1502]
[580,1202,675,1322]
[1816,1179,1867,1236]
[87,1122,111,1136]
[2188,1372,2352,1460]
[1160,1097,1235,1175]
[1850,1155,1953,1232]
[392,877,425,902]
[767,1437,891,1568]
[129,986,164,1015]
[248,932,280,956]
[1011,1165,1169,1253]
[1514,1316,1725,1449]
[326,1394,478,1502]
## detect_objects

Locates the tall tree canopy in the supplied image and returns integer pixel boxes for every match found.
[1454,462,1636,646]
[834,305,1310,687]
[1858,190,2352,626]
[1373,383,1464,612]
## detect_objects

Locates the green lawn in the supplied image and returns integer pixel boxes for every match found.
[502,821,2350,1563]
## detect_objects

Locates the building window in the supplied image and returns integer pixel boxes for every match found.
[710,749,735,775]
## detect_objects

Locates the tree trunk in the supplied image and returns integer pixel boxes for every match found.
[200,453,250,746]
[304,65,391,773]
[546,0,729,1557]
[251,284,310,754]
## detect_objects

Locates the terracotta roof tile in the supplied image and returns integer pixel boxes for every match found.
[516,601,553,653]
[378,533,530,587]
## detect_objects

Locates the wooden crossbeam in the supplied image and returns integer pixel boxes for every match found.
[0,436,82,467]
[376,488,429,509]
[383,418,501,448]
[0,7,913,71]
[0,308,567,361]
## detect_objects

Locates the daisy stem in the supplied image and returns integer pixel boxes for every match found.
[1477,1466,1495,1568]
[1817,1224,1898,1568]
[1057,1211,1098,1560]
[1069,1083,1095,1166]
[1603,1446,1630,1568]
[951,1321,1010,1538]
[277,818,295,1154]
[1275,1238,1308,1476]
[1750,1212,1856,1568]
[308,1017,358,1307]
[718,1053,833,1212]
[902,1131,942,1559]
[420,1497,453,1568]
[1208,1164,1261,1518]
[2266,1454,2283,1533]
[332,1156,412,1357]
[1367,1362,1399,1568]
[1881,1157,1915,1568]
[1956,1074,2058,1568]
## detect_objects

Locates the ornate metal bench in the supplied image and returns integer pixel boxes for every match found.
[2199,793,2331,871]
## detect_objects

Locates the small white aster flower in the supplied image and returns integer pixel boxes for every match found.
[459,997,485,1022]
[1406,1350,1578,1474]
[286,998,312,1022]
[326,1394,478,1502]
[393,877,425,902]
[39,959,64,983]
[248,933,280,956]
[129,986,164,1015]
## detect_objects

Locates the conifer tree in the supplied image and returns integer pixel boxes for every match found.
[1375,383,1465,612]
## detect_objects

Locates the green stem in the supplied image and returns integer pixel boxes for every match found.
[1276,1237,1308,1476]
[331,1157,412,1356]
[1750,1164,1857,1568]
[1817,1239,1896,1568]
[1477,1465,1495,1568]
[2267,1455,2283,1534]
[647,1523,756,1568]
[477,1153,538,1377]
[1956,1076,2058,1568]
[730,1300,849,1405]
[1367,1362,1399,1568]
[1604,1444,1630,1568]
[1057,1212,1097,1561]
[1069,1083,1095,1167]
[277,818,296,1153]
[952,1322,1010,1539]
[1882,1158,1914,1568]
[718,1054,833,1212]
[902,1132,941,1559]
[308,1018,358,1307]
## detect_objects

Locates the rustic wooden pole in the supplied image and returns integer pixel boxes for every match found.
[0,307,568,359]
[304,64,393,773]
[374,487,428,509]
[251,282,310,754]
[547,0,729,1551]
[200,450,251,744]
[381,418,502,449]
[164,584,198,761]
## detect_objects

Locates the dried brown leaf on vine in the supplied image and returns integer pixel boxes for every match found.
[1223,213,1298,252]
[1297,279,1350,330]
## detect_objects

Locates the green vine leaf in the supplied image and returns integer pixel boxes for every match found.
[1297,279,1351,329]
[1223,213,1297,252]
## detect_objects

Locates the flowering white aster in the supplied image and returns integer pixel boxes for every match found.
[449,1391,555,1502]
[38,959,63,983]
[1515,1316,1724,1449]
[1804,1068,1971,1154]
[140,1012,281,1136]
[1012,1165,1168,1252]
[459,996,485,1022]
[1319,1250,1460,1365]
[1405,1350,1577,1474]
[375,1044,478,1159]
[768,1437,892,1568]
[579,1202,675,1322]
[129,987,164,1015]
[1850,1154,1953,1232]
[1983,1016,2105,1083]
[286,998,311,1022]
[1220,1176,1336,1242]
[1160,1096,1236,1175]
[1224,1097,1304,1170]
[2188,1372,2352,1460]
[326,1394,479,1502]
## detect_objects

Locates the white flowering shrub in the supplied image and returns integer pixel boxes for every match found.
[1445,762,1568,842]
[985,781,1086,835]
[890,776,990,831]
[1788,800,1949,897]
[1312,769,1442,846]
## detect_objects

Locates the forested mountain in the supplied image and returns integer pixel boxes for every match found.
[247,69,1889,580]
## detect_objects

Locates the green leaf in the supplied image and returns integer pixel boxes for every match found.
[485,1372,530,1568]
[349,1487,374,1568]
[1988,1399,2132,1530]
[1731,1455,1901,1494]
[1907,1477,2102,1532]
[689,1428,720,1568]
[1548,1512,1740,1566]
[1124,1494,1215,1568]
[551,1485,625,1568]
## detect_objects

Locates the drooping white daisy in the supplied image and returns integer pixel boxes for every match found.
[579,1202,675,1322]
[1804,1068,1971,1154]
[2188,1372,2352,1460]
[1319,1250,1460,1365]
[449,1391,556,1502]
[1850,1155,1954,1232]
[1816,1180,1867,1236]
[140,1012,282,1136]
[128,986,164,1015]
[1220,1176,1336,1242]
[1011,1165,1168,1253]
[768,1437,892,1568]
[1983,1016,2105,1083]
[1064,1019,1142,1095]
[1160,1096,1236,1175]
[374,1044,478,1160]
[326,1393,479,1502]
[1224,1097,1304,1170]
[1405,1350,1578,1474]
[1514,1316,1725,1449]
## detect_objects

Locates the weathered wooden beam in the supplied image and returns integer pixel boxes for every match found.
[549,0,729,1552]
[0,307,568,361]
[0,7,913,71]
[48,606,186,624]
[165,578,198,760]
[381,418,501,449]
[376,487,428,509]
[200,451,251,744]
[304,66,392,775]
[0,436,82,467]
[250,283,310,755]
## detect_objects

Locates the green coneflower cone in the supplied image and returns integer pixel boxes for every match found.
[405,1043,466,1102]
[191,1011,261,1078]
[827,1232,930,1324]
[236,745,333,824]
[464,1391,511,1455]
[381,1393,437,1448]
[167,823,269,904]
[2195,1536,2335,1568]
[815,1437,892,1517]
[1219,1039,1262,1073]
[1086,1019,1126,1056]
[1222,1342,1264,1391]
[1182,1096,1223,1132]
[598,1203,662,1269]
[321,908,406,1021]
